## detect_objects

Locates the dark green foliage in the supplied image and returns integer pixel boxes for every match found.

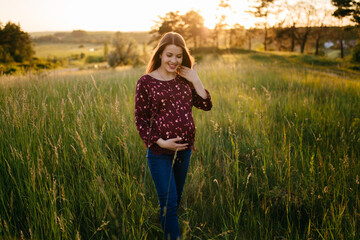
[0,21,34,63]
[149,11,184,43]
[85,55,104,63]
[332,0,360,24]
[351,40,360,62]
[0,59,57,74]
[149,10,207,48]
[68,53,85,61]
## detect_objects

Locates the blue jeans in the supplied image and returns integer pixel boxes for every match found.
[147,148,192,240]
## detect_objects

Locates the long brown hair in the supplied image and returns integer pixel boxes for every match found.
[146,32,193,74]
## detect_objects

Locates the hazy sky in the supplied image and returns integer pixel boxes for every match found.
[0,0,258,32]
[1,0,337,32]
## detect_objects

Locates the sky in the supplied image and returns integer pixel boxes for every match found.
[1,0,337,33]
[0,0,258,32]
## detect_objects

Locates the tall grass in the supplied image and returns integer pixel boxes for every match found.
[0,52,359,239]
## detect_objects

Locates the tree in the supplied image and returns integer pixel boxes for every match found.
[213,0,231,48]
[313,4,333,56]
[353,1,360,23]
[229,24,246,48]
[272,21,293,51]
[149,11,184,44]
[248,0,277,51]
[0,21,34,63]
[213,15,228,48]
[332,0,360,24]
[182,10,205,48]
[107,32,139,68]
[149,11,207,48]
[331,0,360,58]
[70,30,87,38]
[104,41,109,60]
[245,28,257,50]
[286,1,316,54]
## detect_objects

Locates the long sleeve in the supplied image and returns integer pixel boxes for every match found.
[191,88,212,111]
[135,74,211,155]
[134,79,159,147]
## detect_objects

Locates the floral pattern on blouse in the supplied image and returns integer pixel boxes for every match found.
[135,74,212,155]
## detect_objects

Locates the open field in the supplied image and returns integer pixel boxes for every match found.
[34,43,105,58]
[32,41,152,69]
[0,51,359,239]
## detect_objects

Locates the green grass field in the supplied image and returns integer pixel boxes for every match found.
[32,42,152,69]
[33,43,104,58]
[1,52,359,239]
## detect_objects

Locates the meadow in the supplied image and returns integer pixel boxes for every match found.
[0,51,359,239]
[34,43,104,58]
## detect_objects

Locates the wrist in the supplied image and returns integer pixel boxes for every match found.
[156,138,165,147]
[191,76,201,84]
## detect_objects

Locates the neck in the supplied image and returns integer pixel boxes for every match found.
[157,68,176,80]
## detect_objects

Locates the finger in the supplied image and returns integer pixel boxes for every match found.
[175,143,188,148]
[168,137,181,143]
[175,146,188,151]
[175,143,188,146]
[180,66,190,71]
[180,69,190,77]
[178,68,185,74]
[176,66,182,72]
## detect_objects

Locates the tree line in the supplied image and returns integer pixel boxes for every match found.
[33,31,151,45]
[0,21,144,74]
[1,0,360,74]
[149,0,359,60]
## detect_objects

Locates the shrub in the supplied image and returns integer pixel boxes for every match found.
[106,33,139,68]
[351,41,360,63]
[85,55,104,63]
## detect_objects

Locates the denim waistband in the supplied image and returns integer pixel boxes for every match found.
[147,148,192,159]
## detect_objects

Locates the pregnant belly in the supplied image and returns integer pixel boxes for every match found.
[158,119,195,144]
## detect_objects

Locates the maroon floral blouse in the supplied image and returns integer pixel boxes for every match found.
[135,74,212,155]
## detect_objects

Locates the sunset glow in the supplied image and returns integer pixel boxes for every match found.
[0,0,257,32]
[0,0,338,33]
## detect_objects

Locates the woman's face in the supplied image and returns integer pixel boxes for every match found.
[159,44,183,74]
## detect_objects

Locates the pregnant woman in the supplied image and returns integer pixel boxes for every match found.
[135,32,212,240]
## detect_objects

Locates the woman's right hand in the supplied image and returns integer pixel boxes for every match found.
[156,137,188,151]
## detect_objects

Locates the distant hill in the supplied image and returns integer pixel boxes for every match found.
[31,31,152,45]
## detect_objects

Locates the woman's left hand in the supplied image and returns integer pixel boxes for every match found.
[178,63,200,84]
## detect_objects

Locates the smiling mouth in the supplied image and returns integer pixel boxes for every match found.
[169,64,177,69]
